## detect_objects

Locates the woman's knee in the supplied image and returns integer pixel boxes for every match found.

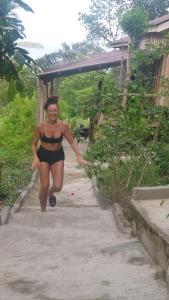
[40,183,49,192]
[53,183,63,192]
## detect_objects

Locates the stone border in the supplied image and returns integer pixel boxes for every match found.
[133,186,169,201]
[131,185,169,285]
[91,176,131,233]
[112,203,131,234]
[91,176,111,209]
[0,170,38,225]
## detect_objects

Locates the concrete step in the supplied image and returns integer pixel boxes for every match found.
[131,186,169,285]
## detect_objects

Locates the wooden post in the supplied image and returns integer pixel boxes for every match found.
[122,39,131,108]
[89,80,103,143]
[55,78,60,96]
[42,81,48,121]
[48,79,60,97]
[118,56,126,89]
[36,78,43,123]
[36,78,48,123]
[48,80,54,96]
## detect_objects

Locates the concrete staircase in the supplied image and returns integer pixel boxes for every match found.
[131,186,169,285]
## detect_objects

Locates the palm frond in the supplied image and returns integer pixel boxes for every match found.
[14,0,34,13]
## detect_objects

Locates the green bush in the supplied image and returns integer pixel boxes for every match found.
[0,94,36,204]
[86,103,169,204]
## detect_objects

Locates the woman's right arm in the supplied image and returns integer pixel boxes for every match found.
[31,124,41,169]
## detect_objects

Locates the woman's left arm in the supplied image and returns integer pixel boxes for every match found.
[63,122,90,166]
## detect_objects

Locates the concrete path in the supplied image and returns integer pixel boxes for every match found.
[0,141,169,300]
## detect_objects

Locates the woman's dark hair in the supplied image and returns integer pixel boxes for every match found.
[44,95,59,111]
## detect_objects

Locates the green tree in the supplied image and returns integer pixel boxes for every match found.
[79,0,169,47]
[120,7,149,48]
[60,70,118,119]
[59,69,119,143]
[0,65,37,107]
[79,0,127,47]
[131,0,169,20]
[0,0,34,83]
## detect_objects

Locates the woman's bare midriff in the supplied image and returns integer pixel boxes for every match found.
[40,142,62,151]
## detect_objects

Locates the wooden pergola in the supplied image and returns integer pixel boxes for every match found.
[37,12,169,122]
[37,50,127,122]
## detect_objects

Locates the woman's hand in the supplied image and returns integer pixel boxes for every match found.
[31,157,40,170]
[77,154,91,166]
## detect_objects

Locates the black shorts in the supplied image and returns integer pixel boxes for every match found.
[37,146,65,165]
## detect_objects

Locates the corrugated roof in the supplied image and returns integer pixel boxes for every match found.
[111,37,129,47]
[39,50,127,81]
[39,14,169,80]
[149,13,169,26]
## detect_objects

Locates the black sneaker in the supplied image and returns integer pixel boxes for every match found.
[49,195,56,207]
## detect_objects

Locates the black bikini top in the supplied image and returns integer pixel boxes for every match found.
[40,122,63,144]
[41,134,63,144]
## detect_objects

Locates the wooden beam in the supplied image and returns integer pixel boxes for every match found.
[122,39,131,108]
[36,78,42,123]
[36,78,48,123]
[48,80,54,96]
[39,61,126,82]
[42,82,48,121]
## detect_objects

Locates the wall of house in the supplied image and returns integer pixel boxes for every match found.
[139,32,169,106]
[140,32,164,49]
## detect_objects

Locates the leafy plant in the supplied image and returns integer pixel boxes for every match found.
[0,93,36,204]
[120,7,149,47]
[0,0,34,88]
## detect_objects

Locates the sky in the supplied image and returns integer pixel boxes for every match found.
[18,0,90,57]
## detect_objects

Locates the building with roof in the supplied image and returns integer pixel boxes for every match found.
[37,13,169,121]
[37,50,128,121]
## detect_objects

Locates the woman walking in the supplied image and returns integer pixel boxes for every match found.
[31,95,89,212]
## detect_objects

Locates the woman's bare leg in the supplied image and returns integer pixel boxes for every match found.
[38,162,50,212]
[48,160,64,197]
